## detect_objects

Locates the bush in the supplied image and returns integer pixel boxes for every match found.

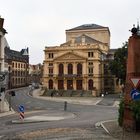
[118,99,140,129]
[118,98,125,126]
[130,100,140,122]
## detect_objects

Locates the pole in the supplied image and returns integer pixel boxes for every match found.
[64,101,67,111]
[8,66,12,111]
[9,94,11,111]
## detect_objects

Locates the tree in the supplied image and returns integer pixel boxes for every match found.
[109,42,128,84]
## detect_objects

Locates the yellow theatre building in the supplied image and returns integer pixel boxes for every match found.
[43,24,111,96]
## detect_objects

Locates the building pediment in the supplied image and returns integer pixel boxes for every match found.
[54,51,87,61]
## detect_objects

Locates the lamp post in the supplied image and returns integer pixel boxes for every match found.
[101,53,104,96]
[8,66,12,111]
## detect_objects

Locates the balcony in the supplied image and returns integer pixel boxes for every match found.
[58,74,82,78]
[48,74,53,77]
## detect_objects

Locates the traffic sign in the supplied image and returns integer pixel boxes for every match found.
[18,105,24,112]
[130,78,140,88]
[130,89,140,100]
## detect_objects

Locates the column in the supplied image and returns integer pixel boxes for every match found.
[73,62,76,74]
[64,63,67,74]
[73,79,76,90]
[54,62,58,75]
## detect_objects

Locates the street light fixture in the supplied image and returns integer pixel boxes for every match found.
[8,66,11,111]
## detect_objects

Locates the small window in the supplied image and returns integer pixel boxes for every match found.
[88,52,90,57]
[88,68,93,74]
[88,52,94,58]
[12,63,14,68]
[49,68,53,74]
[88,62,93,65]
[48,53,54,58]
[49,63,53,66]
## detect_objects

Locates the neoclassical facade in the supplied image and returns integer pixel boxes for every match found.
[43,24,110,96]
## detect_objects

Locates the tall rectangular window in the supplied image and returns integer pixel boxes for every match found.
[88,52,94,57]
[48,53,54,58]
[88,68,93,74]
[49,68,53,74]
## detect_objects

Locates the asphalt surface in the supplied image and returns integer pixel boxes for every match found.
[0,88,120,140]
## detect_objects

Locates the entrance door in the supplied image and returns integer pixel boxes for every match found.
[88,79,93,90]
[49,79,53,89]
[58,80,64,89]
[67,80,73,89]
[76,80,82,90]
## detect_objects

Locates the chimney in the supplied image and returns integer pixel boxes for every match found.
[0,17,4,29]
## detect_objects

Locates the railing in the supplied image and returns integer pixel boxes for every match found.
[45,74,110,78]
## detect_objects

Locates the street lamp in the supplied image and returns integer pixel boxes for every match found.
[8,66,12,111]
[8,66,12,89]
[8,66,15,110]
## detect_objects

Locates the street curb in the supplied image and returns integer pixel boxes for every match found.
[12,119,50,124]
[29,89,103,106]
[12,113,76,124]
[0,110,15,117]
[95,119,117,134]
[0,100,15,117]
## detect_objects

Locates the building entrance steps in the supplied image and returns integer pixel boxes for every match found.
[31,89,103,105]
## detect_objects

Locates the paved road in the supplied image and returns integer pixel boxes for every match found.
[0,88,119,139]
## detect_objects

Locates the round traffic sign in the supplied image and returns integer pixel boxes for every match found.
[19,105,24,112]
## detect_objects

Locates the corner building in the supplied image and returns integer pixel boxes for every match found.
[43,24,110,96]
[5,47,29,88]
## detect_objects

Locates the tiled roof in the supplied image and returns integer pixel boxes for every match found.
[66,24,107,31]
[5,47,28,62]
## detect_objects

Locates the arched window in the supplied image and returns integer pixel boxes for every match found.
[88,79,94,90]
[68,63,73,74]
[77,63,82,75]
[59,63,64,75]
[48,79,53,89]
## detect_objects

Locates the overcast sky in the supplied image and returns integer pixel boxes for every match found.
[1,0,140,64]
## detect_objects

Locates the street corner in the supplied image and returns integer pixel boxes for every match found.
[96,120,119,135]
[11,112,76,124]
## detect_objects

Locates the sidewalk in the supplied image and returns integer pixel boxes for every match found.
[100,120,140,140]
[0,99,15,117]
[31,89,103,106]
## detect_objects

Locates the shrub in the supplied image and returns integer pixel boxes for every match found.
[130,100,140,122]
[118,98,125,126]
[118,99,140,129]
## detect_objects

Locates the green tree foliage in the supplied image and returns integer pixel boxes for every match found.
[109,42,128,84]
[118,98,125,126]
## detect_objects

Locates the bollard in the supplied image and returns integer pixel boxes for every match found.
[64,101,67,111]
[19,105,25,120]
